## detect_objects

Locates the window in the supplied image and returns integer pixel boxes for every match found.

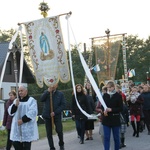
[11,86,17,92]
[6,61,12,75]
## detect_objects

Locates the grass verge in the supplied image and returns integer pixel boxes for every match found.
[0,119,75,148]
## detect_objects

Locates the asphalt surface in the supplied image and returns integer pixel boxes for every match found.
[1,121,150,150]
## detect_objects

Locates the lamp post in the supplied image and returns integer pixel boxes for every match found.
[146,72,149,84]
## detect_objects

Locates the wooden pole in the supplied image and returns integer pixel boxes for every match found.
[17,11,72,26]
[105,29,111,80]
[90,33,127,40]
[50,91,54,129]
[11,42,22,141]
[58,11,72,17]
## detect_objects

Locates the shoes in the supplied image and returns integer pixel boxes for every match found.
[122,144,126,147]
[60,145,64,150]
[148,131,150,135]
[85,137,93,140]
[120,144,126,149]
[50,148,56,150]
[79,140,84,144]
[80,141,84,144]
[133,131,136,136]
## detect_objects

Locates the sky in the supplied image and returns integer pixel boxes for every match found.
[0,0,150,49]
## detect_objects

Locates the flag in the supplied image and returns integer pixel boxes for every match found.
[128,68,135,78]
[127,69,130,77]
[131,69,135,76]
[23,15,70,87]
[92,64,100,72]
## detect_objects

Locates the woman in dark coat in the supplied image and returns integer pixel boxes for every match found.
[3,91,16,150]
[139,84,150,135]
[84,88,95,140]
[127,86,143,137]
[71,84,91,144]
[102,81,123,150]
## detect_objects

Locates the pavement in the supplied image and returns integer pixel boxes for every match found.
[1,121,150,150]
[32,122,150,150]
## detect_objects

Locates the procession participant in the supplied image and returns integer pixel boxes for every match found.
[40,83,65,150]
[127,86,143,137]
[8,85,39,150]
[84,88,95,141]
[102,80,123,150]
[3,91,16,150]
[139,84,150,135]
[71,84,91,144]
[95,86,107,143]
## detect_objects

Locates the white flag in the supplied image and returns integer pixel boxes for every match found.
[91,64,100,72]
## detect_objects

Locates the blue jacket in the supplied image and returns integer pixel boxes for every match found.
[41,90,66,119]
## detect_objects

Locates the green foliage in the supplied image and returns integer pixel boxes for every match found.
[0,130,7,148]
[117,35,150,82]
[0,29,21,46]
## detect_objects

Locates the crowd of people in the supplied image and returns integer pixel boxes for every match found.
[70,80,150,150]
[2,80,150,150]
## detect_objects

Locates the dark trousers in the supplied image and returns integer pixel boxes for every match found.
[143,110,150,132]
[6,129,13,150]
[45,117,64,149]
[13,141,31,150]
[103,125,120,150]
[75,119,86,141]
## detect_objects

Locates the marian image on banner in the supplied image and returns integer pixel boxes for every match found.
[23,16,70,87]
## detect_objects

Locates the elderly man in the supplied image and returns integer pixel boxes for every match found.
[8,85,39,150]
[41,84,66,150]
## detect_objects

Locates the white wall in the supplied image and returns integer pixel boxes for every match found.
[1,82,28,99]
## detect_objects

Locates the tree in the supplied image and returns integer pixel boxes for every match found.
[116,35,149,83]
[0,29,16,42]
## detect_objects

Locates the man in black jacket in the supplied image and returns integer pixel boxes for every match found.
[41,84,66,150]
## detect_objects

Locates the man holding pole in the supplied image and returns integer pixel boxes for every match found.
[40,83,66,150]
[8,85,39,150]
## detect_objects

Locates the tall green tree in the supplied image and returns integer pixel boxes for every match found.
[116,35,149,83]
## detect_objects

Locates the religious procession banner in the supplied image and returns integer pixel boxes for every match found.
[92,35,122,85]
[23,16,70,87]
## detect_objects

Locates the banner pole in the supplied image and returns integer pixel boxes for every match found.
[50,91,54,129]
[59,11,72,17]
[11,42,22,142]
[17,11,72,26]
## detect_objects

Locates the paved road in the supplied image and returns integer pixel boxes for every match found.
[1,122,150,150]
[31,122,150,150]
